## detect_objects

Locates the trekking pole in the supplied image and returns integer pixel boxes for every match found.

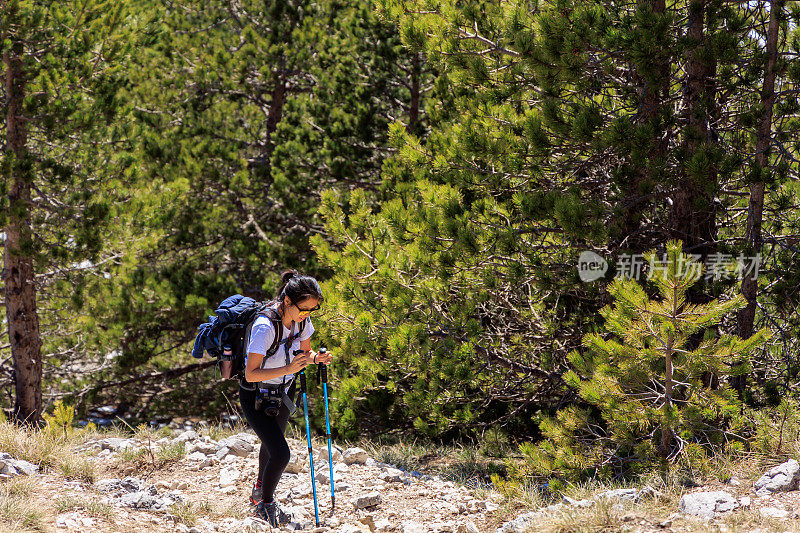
[318,348,335,510]
[297,354,321,527]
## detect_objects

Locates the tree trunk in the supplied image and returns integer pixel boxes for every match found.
[616,0,668,253]
[670,0,718,258]
[265,60,287,146]
[407,52,421,135]
[3,43,44,426]
[733,0,780,393]
[736,0,779,341]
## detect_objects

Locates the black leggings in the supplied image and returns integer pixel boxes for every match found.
[239,383,295,503]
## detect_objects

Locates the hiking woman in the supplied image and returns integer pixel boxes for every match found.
[240,270,333,526]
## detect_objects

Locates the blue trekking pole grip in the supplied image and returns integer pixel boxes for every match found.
[297,353,320,527]
[318,348,335,510]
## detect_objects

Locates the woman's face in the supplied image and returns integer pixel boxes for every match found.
[283,295,320,323]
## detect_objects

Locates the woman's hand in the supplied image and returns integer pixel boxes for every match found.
[311,349,333,365]
[288,351,313,373]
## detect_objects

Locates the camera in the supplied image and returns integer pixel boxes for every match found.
[256,388,283,417]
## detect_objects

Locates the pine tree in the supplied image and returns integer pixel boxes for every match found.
[311,0,800,439]
[45,0,433,420]
[1,0,132,424]
[516,240,770,480]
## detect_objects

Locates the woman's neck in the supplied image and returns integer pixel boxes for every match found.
[278,302,293,329]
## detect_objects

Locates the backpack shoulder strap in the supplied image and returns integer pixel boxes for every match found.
[260,305,284,359]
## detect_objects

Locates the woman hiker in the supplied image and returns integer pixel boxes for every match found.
[240,270,333,526]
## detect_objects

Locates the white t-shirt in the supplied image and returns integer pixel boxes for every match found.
[245,304,314,390]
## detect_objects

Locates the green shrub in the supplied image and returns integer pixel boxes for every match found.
[513,240,770,482]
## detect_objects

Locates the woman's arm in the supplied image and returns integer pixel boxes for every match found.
[243,350,312,382]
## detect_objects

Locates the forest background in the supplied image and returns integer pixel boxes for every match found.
[2,0,800,485]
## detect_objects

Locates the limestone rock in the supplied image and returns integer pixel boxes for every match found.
[240,517,270,532]
[596,488,639,501]
[99,437,135,451]
[343,447,369,465]
[760,506,790,519]
[562,496,593,508]
[494,511,538,533]
[219,435,254,458]
[220,467,241,487]
[754,459,800,496]
[185,440,218,455]
[316,445,344,464]
[353,491,382,510]
[175,430,198,442]
[285,453,307,474]
[679,491,739,519]
[95,477,144,495]
[380,467,405,483]
[0,453,39,476]
[400,522,425,533]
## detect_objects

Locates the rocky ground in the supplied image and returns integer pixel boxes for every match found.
[0,427,508,533]
[5,426,800,533]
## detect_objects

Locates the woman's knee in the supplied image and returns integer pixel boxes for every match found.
[273,442,291,468]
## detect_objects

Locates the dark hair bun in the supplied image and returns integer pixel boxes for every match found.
[281,270,298,285]
[276,269,324,305]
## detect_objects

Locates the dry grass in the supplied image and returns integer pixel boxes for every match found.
[168,499,215,527]
[59,453,98,483]
[0,481,45,532]
[0,421,62,469]
[202,419,251,442]
[116,440,186,471]
[87,500,117,520]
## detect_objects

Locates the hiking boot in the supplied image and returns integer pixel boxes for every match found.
[250,482,262,506]
[253,500,276,527]
[254,500,289,527]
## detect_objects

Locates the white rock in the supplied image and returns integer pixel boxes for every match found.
[191,457,213,470]
[285,453,307,474]
[353,491,381,510]
[0,453,39,476]
[186,451,207,461]
[494,511,538,533]
[754,460,800,496]
[466,499,486,512]
[342,447,369,465]
[596,488,639,501]
[215,446,231,460]
[220,467,241,487]
[95,477,144,494]
[315,467,343,485]
[316,446,343,463]
[760,506,790,519]
[679,491,739,519]
[119,491,159,509]
[740,496,751,508]
[380,467,404,483]
[186,441,217,455]
[220,436,253,458]
[175,430,199,442]
[375,518,395,532]
[401,522,425,533]
[562,496,593,508]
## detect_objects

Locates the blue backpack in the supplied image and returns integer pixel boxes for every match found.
[192,295,305,381]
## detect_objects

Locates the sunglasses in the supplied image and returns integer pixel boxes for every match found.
[296,303,321,314]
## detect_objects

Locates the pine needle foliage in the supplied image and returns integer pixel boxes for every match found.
[516,240,771,481]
